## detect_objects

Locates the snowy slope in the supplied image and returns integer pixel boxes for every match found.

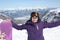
[42,8,60,22]
[12,26,60,40]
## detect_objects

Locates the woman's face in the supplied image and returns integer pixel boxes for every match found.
[32,16,38,23]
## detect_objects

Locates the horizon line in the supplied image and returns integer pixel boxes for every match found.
[0,7,47,10]
[0,7,60,10]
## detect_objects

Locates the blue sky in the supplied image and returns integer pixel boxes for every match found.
[0,0,60,9]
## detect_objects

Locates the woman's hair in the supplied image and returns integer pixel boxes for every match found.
[30,12,40,22]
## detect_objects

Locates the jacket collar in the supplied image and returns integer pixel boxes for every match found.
[25,20,41,27]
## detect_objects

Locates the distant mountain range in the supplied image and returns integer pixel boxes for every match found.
[0,8,60,24]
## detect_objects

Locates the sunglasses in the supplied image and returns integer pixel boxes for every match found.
[32,16,38,18]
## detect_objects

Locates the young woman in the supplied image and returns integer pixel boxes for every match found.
[9,12,60,40]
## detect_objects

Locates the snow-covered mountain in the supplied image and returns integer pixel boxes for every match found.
[0,9,40,18]
[0,8,46,24]
[42,8,60,22]
[0,8,60,24]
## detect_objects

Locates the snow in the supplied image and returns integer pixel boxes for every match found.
[43,26,60,40]
[50,8,60,12]
[14,16,30,20]
[42,8,60,22]
[12,28,28,40]
[12,26,60,40]
[0,7,46,10]
[0,19,3,23]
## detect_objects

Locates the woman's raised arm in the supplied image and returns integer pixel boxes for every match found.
[43,21,60,28]
[11,21,27,30]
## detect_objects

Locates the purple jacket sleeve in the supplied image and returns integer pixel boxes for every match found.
[11,21,27,30]
[43,21,60,28]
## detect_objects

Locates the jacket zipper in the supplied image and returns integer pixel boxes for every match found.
[36,24,39,30]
